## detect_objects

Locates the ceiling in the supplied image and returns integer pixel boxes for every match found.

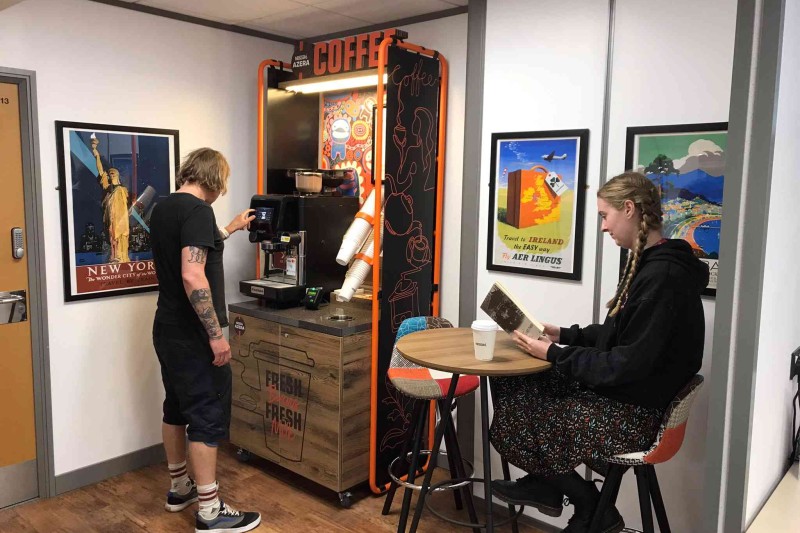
[110,0,468,41]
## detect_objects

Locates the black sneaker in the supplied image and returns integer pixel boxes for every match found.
[492,474,564,517]
[195,501,261,533]
[165,478,198,512]
[561,504,624,533]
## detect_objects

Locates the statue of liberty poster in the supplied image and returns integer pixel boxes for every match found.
[56,121,178,301]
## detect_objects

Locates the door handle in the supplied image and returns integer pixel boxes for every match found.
[0,293,24,304]
[0,290,27,324]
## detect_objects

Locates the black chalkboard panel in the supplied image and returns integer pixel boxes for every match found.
[374,46,442,489]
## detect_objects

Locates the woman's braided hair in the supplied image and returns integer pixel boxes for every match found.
[599,172,663,316]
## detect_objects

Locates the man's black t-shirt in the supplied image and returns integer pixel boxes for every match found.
[151,192,227,328]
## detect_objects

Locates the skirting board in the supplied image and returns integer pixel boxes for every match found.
[54,444,165,495]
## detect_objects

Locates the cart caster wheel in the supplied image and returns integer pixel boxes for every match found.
[236,448,251,462]
[338,491,353,508]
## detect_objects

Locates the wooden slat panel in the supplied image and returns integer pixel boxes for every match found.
[230,406,281,465]
[342,331,372,365]
[280,325,341,358]
[230,313,372,493]
[340,354,371,490]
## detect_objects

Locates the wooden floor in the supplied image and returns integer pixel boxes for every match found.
[0,444,546,532]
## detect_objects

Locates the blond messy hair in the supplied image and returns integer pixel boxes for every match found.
[176,148,230,195]
[599,171,663,317]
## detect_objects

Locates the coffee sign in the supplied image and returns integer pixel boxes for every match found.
[291,29,405,79]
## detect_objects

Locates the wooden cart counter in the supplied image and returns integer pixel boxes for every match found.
[228,302,372,506]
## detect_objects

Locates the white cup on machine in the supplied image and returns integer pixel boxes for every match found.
[471,320,499,361]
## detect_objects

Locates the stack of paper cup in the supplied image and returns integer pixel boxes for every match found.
[336,188,380,266]
[471,320,499,361]
[338,230,375,301]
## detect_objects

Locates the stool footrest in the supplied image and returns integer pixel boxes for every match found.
[388,450,475,492]
[424,477,524,529]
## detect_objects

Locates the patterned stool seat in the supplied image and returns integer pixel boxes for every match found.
[589,375,705,533]
[608,374,704,466]
[387,316,480,400]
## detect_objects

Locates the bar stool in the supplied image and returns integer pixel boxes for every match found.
[589,375,705,533]
[381,316,481,533]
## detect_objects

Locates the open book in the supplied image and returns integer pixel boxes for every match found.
[480,282,545,338]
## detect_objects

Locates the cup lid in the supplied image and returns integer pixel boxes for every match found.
[471,319,498,331]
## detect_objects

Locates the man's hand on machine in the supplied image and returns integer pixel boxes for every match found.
[225,209,256,235]
[209,336,232,366]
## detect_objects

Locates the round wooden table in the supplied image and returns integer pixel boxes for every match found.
[395,327,552,533]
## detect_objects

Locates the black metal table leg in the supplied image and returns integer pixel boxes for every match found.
[480,376,494,533]
[442,405,481,533]
[489,377,519,533]
[408,376,460,533]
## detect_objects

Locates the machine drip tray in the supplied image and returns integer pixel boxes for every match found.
[327,314,354,322]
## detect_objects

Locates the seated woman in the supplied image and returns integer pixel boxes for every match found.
[490,172,709,533]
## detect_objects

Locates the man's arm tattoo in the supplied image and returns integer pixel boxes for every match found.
[190,288,223,339]
[188,246,208,264]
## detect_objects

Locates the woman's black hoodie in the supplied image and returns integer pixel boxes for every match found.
[546,239,710,409]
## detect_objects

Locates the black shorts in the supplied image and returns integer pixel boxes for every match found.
[153,321,232,444]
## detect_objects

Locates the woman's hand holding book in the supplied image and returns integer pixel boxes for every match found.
[512,330,552,360]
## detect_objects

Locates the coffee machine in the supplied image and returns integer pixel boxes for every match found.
[240,194,358,307]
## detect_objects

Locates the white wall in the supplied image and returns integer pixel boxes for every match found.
[477,0,610,529]
[745,0,800,524]
[399,14,468,326]
[0,0,292,476]
[600,1,736,531]
[477,0,736,530]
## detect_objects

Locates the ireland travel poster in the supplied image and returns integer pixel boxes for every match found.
[487,129,588,280]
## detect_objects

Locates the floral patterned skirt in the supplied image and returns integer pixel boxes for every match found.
[489,370,663,477]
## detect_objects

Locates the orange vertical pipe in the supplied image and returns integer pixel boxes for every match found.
[368,37,389,494]
[431,53,448,316]
[369,38,449,494]
[256,59,289,278]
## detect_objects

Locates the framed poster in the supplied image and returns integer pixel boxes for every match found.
[625,122,727,296]
[56,121,179,301]
[319,89,376,204]
[487,129,588,280]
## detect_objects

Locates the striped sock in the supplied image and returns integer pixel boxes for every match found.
[197,481,220,519]
[168,461,191,495]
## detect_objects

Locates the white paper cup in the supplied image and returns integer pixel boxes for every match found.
[471,320,498,361]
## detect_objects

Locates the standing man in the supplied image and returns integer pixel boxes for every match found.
[91,136,130,263]
[150,147,259,533]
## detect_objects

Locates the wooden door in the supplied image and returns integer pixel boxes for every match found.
[0,80,38,508]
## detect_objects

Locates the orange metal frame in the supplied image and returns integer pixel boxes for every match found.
[256,59,291,278]
[369,38,449,494]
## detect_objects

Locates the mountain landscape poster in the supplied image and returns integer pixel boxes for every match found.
[625,122,727,296]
